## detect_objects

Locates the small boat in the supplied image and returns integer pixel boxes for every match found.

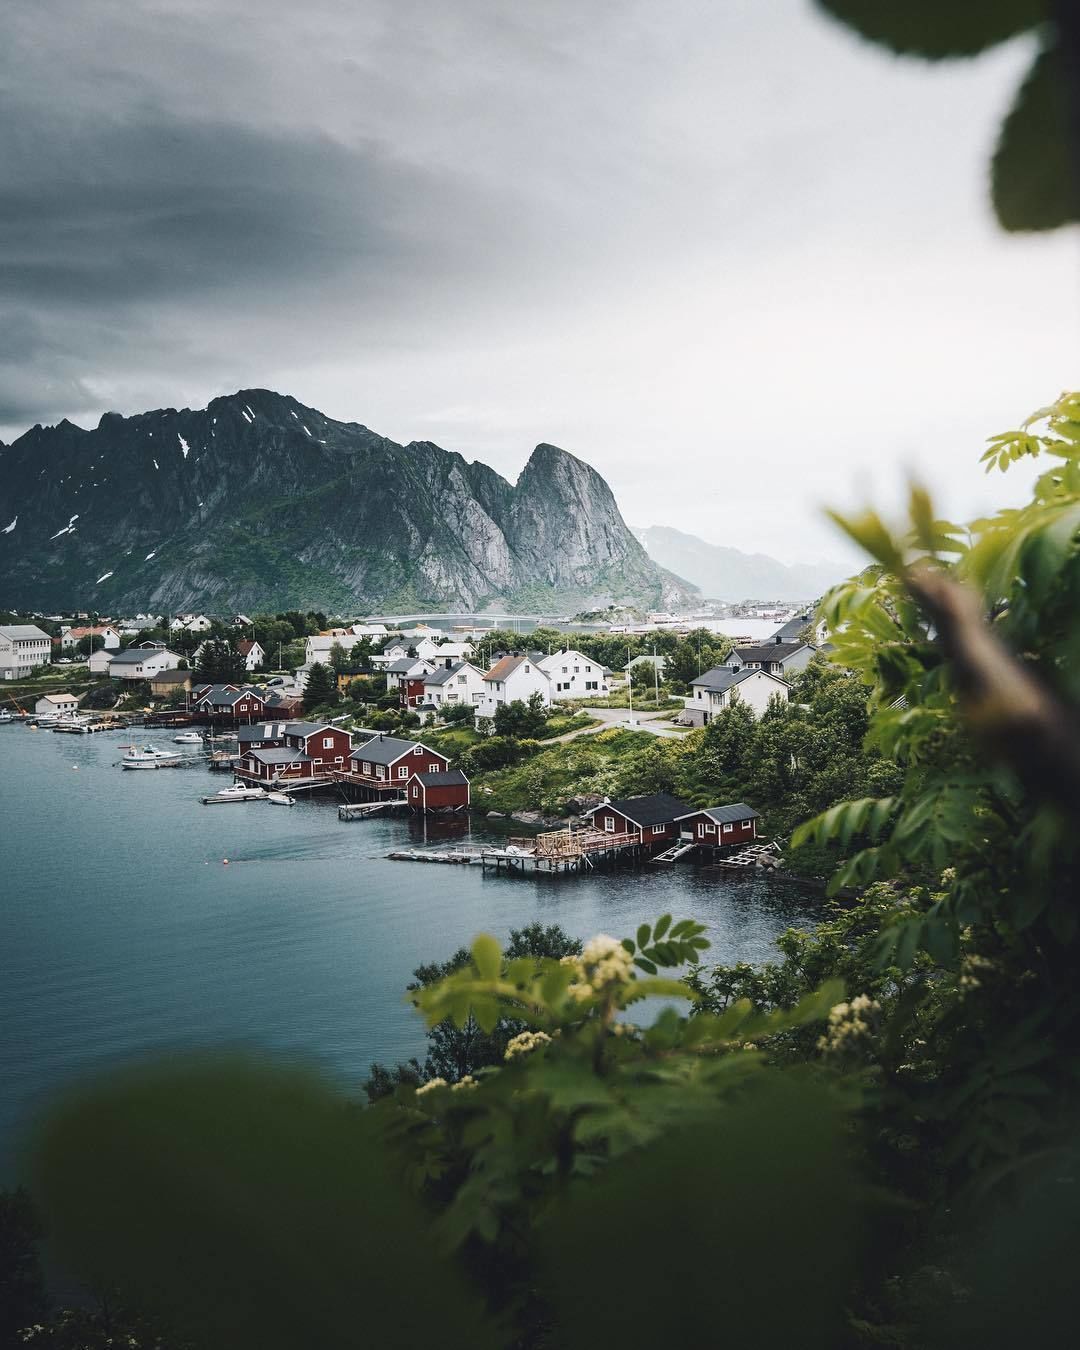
[173,731,204,744]
[122,743,182,769]
[201,783,267,803]
[266,790,294,806]
[0,711,14,724]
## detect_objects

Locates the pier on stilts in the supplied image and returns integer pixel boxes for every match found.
[479,826,645,875]
[339,797,408,820]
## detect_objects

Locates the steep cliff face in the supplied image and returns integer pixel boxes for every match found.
[0,390,693,613]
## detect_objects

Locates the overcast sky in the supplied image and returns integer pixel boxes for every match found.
[2,0,1076,563]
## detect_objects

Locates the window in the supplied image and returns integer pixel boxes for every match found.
[397,766,407,779]
[323,737,333,749]
[413,746,423,755]
[742,820,752,829]
[524,665,530,673]
[604,816,615,833]
[456,675,466,684]
[561,666,567,674]
[363,762,372,775]
[412,785,419,798]
[705,823,716,834]
[651,824,665,836]
[723,823,733,833]
[376,766,385,779]
[585,680,598,690]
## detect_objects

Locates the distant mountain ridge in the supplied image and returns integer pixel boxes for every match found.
[634,525,841,602]
[0,389,695,613]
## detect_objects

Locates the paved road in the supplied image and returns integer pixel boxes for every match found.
[547,705,690,743]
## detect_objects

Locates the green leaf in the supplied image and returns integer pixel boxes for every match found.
[634,956,658,976]
[992,42,1080,233]
[653,914,672,941]
[471,933,501,981]
[620,938,636,955]
[636,923,651,949]
[814,0,1041,59]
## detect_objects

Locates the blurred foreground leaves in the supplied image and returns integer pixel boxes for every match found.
[29,1057,498,1350]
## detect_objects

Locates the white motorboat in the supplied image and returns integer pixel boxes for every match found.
[173,731,204,744]
[266,790,294,806]
[122,743,182,769]
[0,710,14,724]
[201,783,267,803]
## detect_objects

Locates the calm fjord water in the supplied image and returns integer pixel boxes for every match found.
[0,725,812,1178]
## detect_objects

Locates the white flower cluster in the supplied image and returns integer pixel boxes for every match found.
[817,994,881,1056]
[505,1030,552,1060]
[958,952,994,992]
[416,1076,448,1096]
[563,934,635,1002]
[451,1074,479,1091]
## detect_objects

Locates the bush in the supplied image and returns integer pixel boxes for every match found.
[440,703,477,725]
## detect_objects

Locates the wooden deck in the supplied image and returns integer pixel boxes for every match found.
[481,826,643,874]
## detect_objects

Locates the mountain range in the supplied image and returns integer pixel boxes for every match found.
[633,525,841,602]
[0,390,694,615]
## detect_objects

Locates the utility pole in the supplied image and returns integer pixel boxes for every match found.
[653,643,660,707]
[627,644,634,725]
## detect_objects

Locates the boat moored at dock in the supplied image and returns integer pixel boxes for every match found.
[121,744,182,769]
[201,783,268,803]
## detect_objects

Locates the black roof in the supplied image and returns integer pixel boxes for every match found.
[690,667,748,692]
[585,793,693,827]
[772,615,812,641]
[238,722,290,742]
[676,802,760,825]
[245,748,313,765]
[415,769,469,787]
[734,641,807,662]
[350,734,431,766]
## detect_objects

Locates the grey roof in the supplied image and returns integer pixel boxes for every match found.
[282,720,330,738]
[424,661,471,686]
[584,793,693,827]
[245,748,313,765]
[238,722,290,743]
[415,769,469,787]
[350,734,433,766]
[772,615,812,642]
[733,642,808,663]
[202,687,263,706]
[690,667,748,692]
[676,802,761,825]
[386,657,420,674]
[110,647,176,665]
[0,625,51,641]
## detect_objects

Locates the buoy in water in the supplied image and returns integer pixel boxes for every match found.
[223,858,229,865]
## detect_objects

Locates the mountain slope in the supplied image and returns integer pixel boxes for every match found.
[0,390,694,613]
[634,525,841,602]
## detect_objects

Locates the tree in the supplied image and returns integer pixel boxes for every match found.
[493,693,547,739]
[74,634,106,657]
[328,641,348,676]
[302,661,337,712]
[364,923,583,1099]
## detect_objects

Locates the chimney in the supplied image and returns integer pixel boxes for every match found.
[775,635,782,644]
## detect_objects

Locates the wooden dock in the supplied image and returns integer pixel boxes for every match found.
[339,797,407,820]
[480,826,644,875]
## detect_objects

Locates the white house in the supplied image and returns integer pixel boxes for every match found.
[170,614,212,633]
[35,692,80,717]
[236,639,265,672]
[683,667,789,726]
[420,661,487,711]
[348,623,389,638]
[88,648,115,674]
[538,649,609,700]
[0,625,52,679]
[371,641,409,670]
[61,624,121,651]
[727,640,814,680]
[107,646,183,681]
[304,634,371,666]
[475,653,551,719]
[415,637,474,665]
[384,656,436,697]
